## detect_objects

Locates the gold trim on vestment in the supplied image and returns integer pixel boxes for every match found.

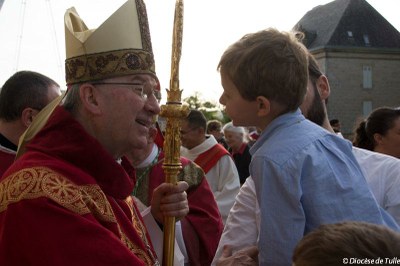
[119,228,153,264]
[0,166,153,263]
[0,167,114,221]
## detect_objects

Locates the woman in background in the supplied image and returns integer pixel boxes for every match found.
[223,122,251,185]
[353,106,400,159]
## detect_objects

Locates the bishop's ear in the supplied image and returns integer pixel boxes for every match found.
[79,83,102,115]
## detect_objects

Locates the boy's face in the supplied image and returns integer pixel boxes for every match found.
[219,72,259,127]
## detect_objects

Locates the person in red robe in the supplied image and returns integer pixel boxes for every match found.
[0,1,189,265]
[0,71,61,176]
[124,125,224,266]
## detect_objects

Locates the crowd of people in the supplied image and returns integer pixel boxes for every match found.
[0,0,399,265]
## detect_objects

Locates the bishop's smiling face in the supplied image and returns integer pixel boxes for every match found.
[93,74,161,158]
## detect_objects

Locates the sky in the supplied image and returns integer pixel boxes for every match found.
[0,0,399,105]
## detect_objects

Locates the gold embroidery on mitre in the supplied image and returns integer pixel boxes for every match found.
[65,49,155,84]
[135,0,153,53]
[0,167,115,223]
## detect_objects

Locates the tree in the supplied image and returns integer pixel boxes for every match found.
[183,92,203,110]
[183,91,230,123]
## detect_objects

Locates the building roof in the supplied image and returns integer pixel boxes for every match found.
[293,0,400,50]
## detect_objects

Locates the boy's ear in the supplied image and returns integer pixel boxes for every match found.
[79,83,102,115]
[256,96,270,116]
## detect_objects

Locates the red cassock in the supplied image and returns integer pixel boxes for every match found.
[123,151,224,266]
[0,106,159,266]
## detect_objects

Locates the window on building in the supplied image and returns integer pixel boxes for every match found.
[347,31,355,45]
[363,101,372,117]
[363,34,370,46]
[363,65,372,89]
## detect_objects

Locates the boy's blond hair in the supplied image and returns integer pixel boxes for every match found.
[218,28,309,113]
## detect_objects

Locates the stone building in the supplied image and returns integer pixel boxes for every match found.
[294,0,400,138]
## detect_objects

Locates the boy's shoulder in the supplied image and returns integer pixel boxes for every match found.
[260,118,327,149]
[253,120,341,165]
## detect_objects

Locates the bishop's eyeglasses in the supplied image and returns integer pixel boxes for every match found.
[91,82,160,101]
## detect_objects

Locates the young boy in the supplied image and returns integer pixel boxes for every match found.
[217,28,399,265]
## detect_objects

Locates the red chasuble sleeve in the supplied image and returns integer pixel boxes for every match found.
[0,196,147,266]
[0,167,155,266]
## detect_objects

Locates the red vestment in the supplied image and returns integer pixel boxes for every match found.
[194,143,230,174]
[123,151,224,266]
[0,106,158,266]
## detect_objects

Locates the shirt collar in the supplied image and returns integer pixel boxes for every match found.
[250,109,305,156]
[135,144,159,168]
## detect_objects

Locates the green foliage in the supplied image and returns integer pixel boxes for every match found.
[183,92,203,110]
[183,91,230,124]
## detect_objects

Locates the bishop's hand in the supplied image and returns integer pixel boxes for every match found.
[150,181,189,224]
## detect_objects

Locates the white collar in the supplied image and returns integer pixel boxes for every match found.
[134,144,159,168]
[181,135,218,161]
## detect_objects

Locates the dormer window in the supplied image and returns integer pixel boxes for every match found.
[347,31,353,37]
[363,34,370,46]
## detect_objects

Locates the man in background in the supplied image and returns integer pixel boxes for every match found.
[303,53,400,225]
[181,109,240,224]
[207,119,229,150]
[0,70,61,176]
[329,118,343,137]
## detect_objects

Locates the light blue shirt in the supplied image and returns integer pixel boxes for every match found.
[250,109,399,266]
